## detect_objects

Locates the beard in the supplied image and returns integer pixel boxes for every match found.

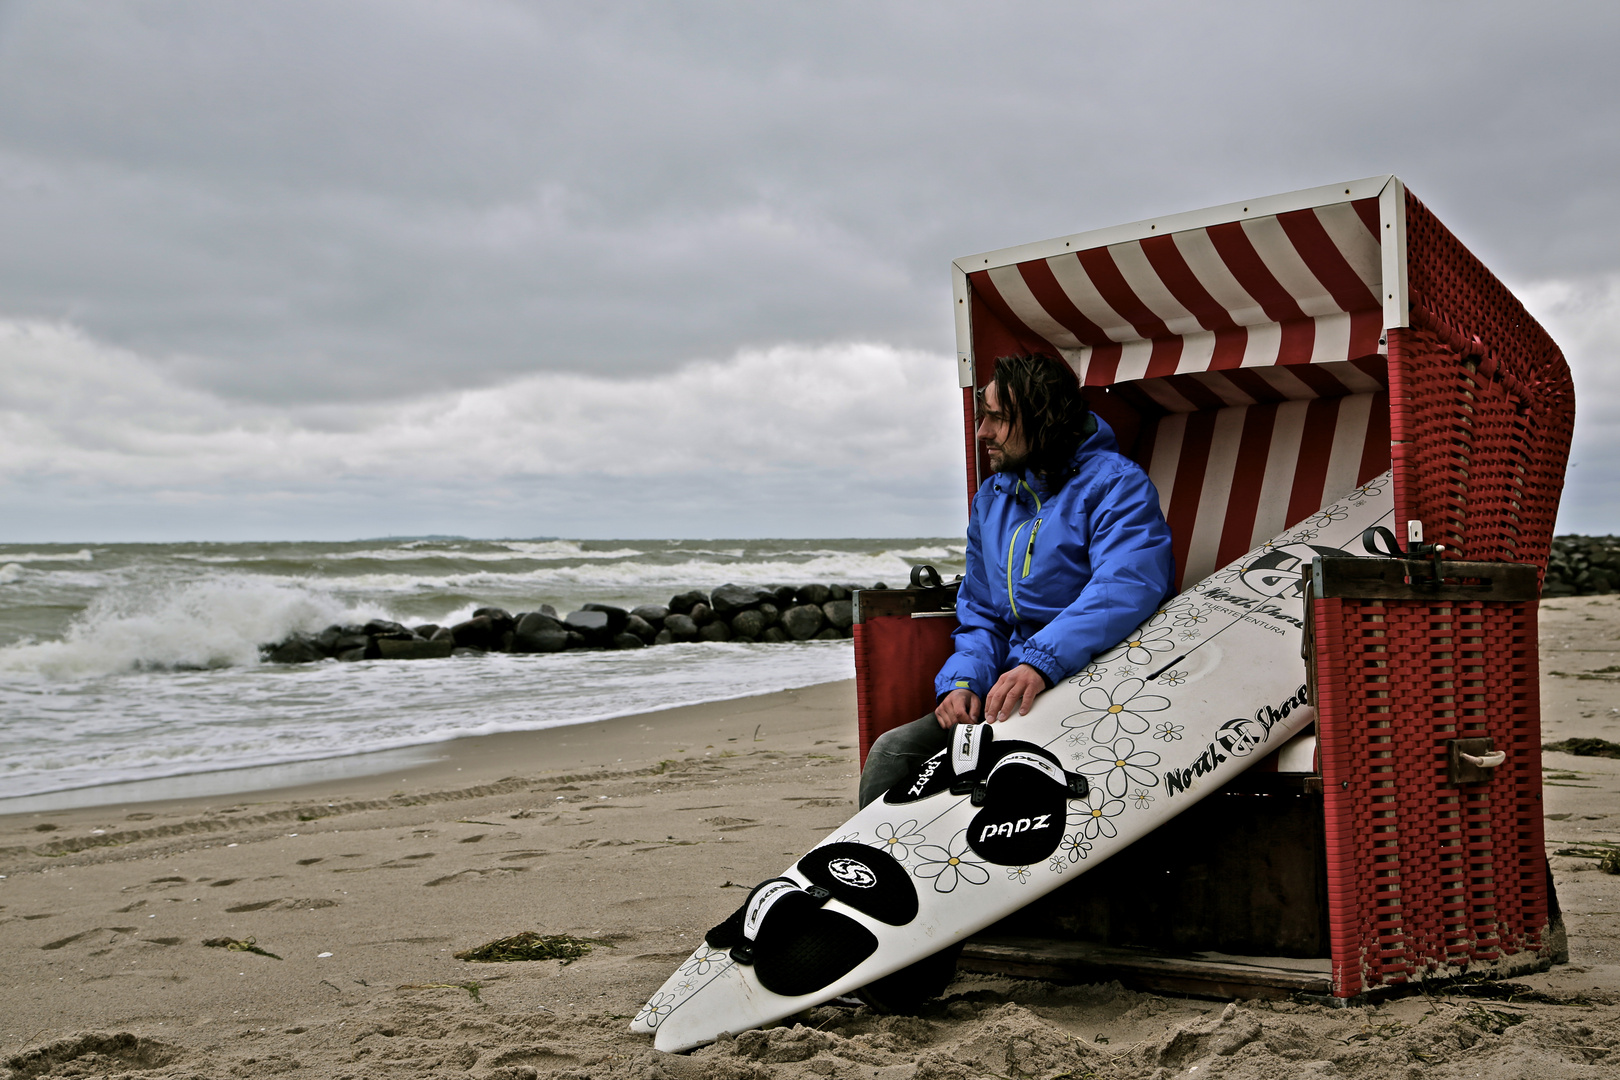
[988,443,1030,474]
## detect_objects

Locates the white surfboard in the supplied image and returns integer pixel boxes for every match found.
[634,475,1394,1052]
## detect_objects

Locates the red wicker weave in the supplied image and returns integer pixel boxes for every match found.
[1313,189,1572,995]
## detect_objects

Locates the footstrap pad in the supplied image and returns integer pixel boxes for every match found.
[966,742,1089,865]
[703,876,878,998]
[797,842,919,926]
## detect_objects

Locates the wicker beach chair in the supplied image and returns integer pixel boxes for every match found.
[853,176,1574,999]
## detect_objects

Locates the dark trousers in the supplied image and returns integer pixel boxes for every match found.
[858,713,955,808]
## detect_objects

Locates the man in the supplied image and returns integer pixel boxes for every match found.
[858,353,1176,807]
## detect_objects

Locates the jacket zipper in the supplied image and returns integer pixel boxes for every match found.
[1005,480,1044,622]
[1022,518,1042,576]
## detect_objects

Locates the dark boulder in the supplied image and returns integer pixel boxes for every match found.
[379,639,455,660]
[564,610,609,632]
[516,611,565,635]
[653,629,675,646]
[730,609,767,638]
[565,631,589,649]
[664,614,699,641]
[781,604,826,640]
[668,590,708,615]
[582,603,630,634]
[689,603,717,627]
[796,584,831,606]
[757,601,780,627]
[337,646,367,662]
[363,618,408,637]
[630,603,668,628]
[768,585,797,607]
[699,620,732,642]
[710,584,765,616]
[318,626,368,655]
[266,635,324,664]
[564,610,612,646]
[761,627,789,644]
[472,607,515,632]
[732,633,758,644]
[827,584,850,602]
[625,614,657,642]
[429,626,456,644]
[539,603,559,618]
[450,615,501,651]
[411,624,440,639]
[513,611,568,652]
[815,628,844,640]
[612,632,645,650]
[822,599,854,630]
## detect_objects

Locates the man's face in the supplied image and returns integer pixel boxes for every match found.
[977,381,1029,474]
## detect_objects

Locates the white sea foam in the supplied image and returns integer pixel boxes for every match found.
[0,563,23,584]
[0,577,394,679]
[0,548,94,562]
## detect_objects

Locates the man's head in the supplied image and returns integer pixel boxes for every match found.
[976,354,1091,482]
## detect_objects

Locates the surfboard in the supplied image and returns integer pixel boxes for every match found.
[633,474,1395,1052]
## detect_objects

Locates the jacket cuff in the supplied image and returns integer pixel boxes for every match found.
[1012,641,1064,688]
[935,674,981,701]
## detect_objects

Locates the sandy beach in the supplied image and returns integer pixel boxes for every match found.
[4,599,1620,1079]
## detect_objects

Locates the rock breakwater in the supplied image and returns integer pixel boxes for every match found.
[1546,536,1620,596]
[260,581,885,663]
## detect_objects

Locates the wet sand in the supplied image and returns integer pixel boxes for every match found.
[3,601,1620,1078]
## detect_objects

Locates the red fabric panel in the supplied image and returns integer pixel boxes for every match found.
[854,616,959,766]
[1084,341,1124,386]
[1019,257,1111,345]
[962,386,979,510]
[1285,395,1344,524]
[1348,308,1386,359]
[1358,390,1392,485]
[1216,403,1279,566]
[1140,232,1237,331]
[1275,317,1317,365]
[969,270,1060,358]
[1208,326,1250,370]
[1164,409,1218,582]
[1076,247,1172,340]
[1143,336,1184,380]
[1278,207,1382,313]
[1206,221,1309,323]
[1351,196,1381,239]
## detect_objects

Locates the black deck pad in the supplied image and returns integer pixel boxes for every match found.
[882,748,953,804]
[883,722,995,805]
[966,742,1084,865]
[705,877,880,998]
[797,842,919,926]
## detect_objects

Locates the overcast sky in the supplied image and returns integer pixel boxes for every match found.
[0,0,1616,541]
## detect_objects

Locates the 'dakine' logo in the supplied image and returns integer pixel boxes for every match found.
[826,857,877,888]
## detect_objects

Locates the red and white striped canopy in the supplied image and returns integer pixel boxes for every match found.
[954,177,1404,588]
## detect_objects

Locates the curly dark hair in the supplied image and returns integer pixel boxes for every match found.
[980,354,1093,487]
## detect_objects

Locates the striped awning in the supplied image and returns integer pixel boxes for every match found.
[965,196,1386,390]
[953,179,1404,588]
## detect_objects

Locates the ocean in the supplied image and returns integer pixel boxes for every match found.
[0,538,966,810]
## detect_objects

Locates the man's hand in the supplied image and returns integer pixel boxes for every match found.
[934,688,982,729]
[984,664,1047,724]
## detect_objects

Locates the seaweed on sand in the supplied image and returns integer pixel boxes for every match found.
[202,936,282,959]
[454,931,607,965]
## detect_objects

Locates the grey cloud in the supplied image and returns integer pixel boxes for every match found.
[0,1,1616,408]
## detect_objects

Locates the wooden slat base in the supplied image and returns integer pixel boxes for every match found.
[959,936,1333,1000]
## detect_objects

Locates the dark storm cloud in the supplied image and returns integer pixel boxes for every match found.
[0,0,1615,405]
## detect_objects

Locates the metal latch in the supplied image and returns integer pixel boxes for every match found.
[1447,738,1504,785]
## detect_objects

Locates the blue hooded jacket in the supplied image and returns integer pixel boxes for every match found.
[935,416,1176,699]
